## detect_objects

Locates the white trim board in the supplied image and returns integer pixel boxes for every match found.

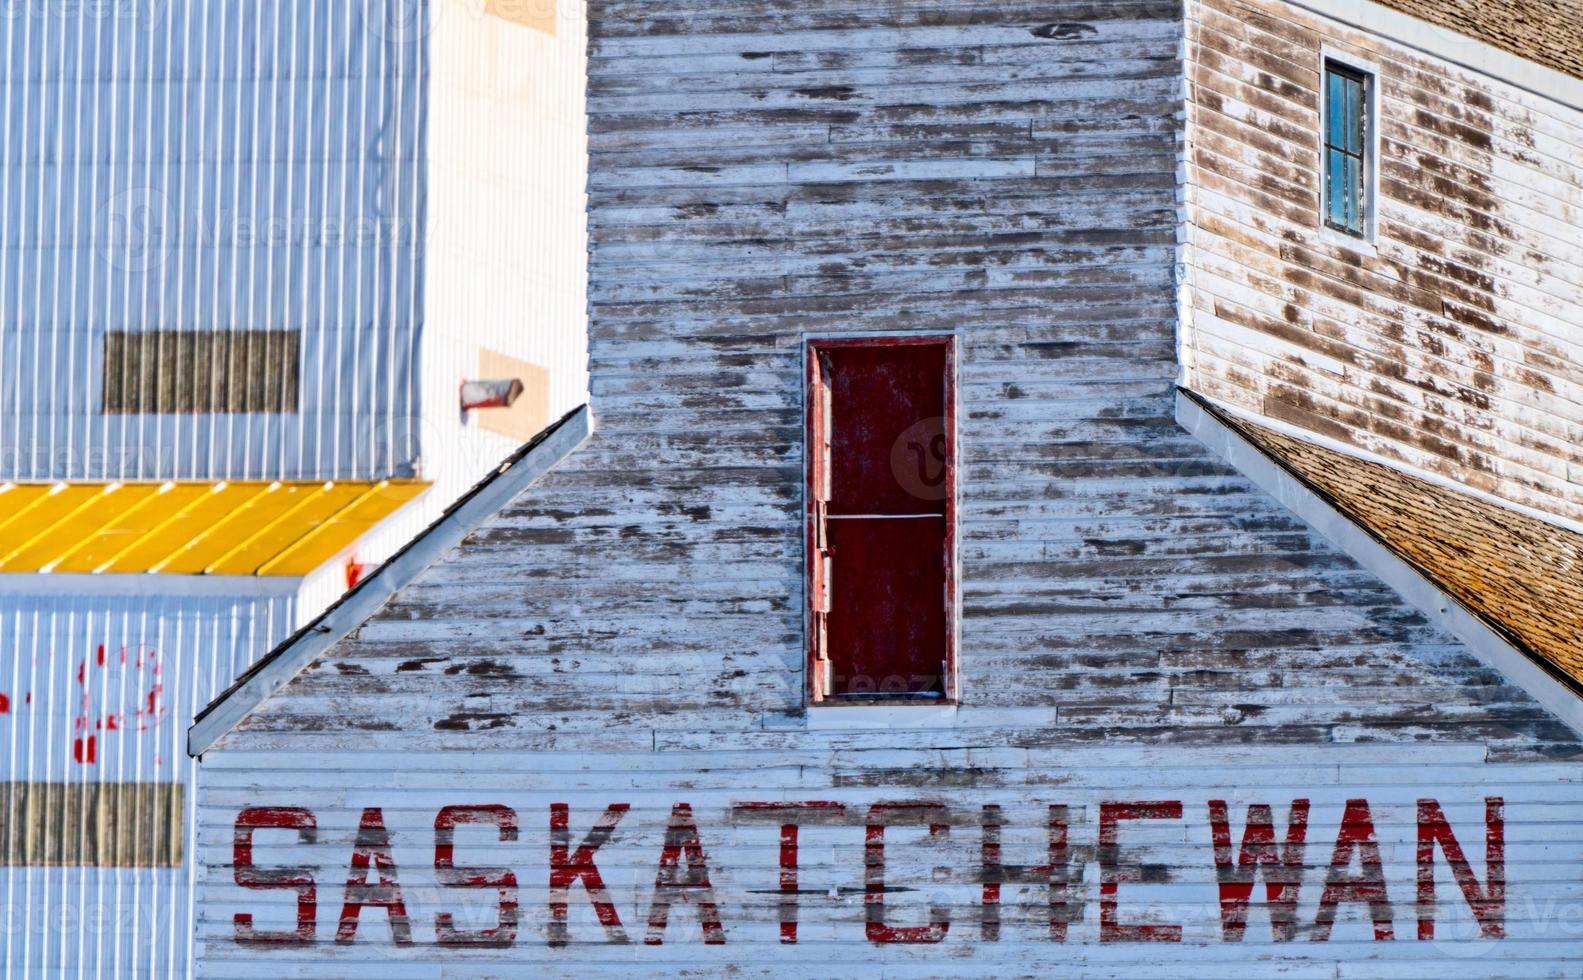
[1177,388,1583,738]
[187,405,594,757]
[1273,0,1583,114]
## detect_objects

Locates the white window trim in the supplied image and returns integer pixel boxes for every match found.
[1318,45,1382,254]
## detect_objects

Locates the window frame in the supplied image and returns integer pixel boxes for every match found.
[1318,49,1380,249]
[803,334,959,708]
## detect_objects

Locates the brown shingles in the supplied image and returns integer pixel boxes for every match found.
[1372,0,1583,81]
[1231,414,1583,688]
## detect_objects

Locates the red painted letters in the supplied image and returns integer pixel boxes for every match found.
[733,801,846,944]
[548,802,631,946]
[233,806,318,946]
[865,802,950,944]
[225,795,1512,949]
[978,804,1076,942]
[1208,799,1310,941]
[1314,798,1394,941]
[645,802,727,945]
[434,804,519,947]
[336,807,412,944]
[1417,797,1505,940]
[1099,801,1183,943]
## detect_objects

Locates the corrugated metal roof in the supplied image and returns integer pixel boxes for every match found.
[1225,411,1583,692]
[1372,0,1583,81]
[0,481,428,576]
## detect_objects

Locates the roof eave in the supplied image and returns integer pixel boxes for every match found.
[187,404,594,757]
[1177,388,1583,738]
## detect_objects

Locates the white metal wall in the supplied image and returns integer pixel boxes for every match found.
[294,0,591,604]
[0,0,428,482]
[0,584,294,977]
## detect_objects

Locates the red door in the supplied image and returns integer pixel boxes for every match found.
[807,339,954,702]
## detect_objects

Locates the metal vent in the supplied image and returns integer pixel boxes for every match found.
[0,782,183,868]
[102,330,300,414]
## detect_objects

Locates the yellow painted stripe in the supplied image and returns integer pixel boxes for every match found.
[155,484,305,575]
[98,483,244,574]
[20,484,168,573]
[204,483,361,576]
[0,484,72,544]
[47,483,185,573]
[0,486,123,571]
[258,481,429,575]
[0,481,430,576]
[60,483,220,574]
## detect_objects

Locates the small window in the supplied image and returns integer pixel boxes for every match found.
[1323,61,1370,237]
[806,337,956,704]
[103,330,300,414]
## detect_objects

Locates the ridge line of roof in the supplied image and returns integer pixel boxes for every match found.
[187,404,594,757]
[1177,387,1583,737]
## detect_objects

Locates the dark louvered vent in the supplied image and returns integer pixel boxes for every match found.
[102,330,300,414]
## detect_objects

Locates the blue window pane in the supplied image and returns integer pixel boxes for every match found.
[1345,78,1363,154]
[1344,156,1362,231]
[1328,149,1346,226]
[1328,74,1345,147]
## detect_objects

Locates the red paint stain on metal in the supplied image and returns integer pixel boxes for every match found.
[1314,798,1394,941]
[1099,801,1184,942]
[1417,797,1504,940]
[233,806,318,946]
[435,804,519,947]
[549,802,630,946]
[1209,798,1310,941]
[337,807,412,945]
[645,802,727,945]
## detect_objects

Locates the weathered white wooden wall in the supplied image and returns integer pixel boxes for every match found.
[1178,0,1583,525]
[193,1,1583,975]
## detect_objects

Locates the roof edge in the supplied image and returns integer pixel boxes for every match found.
[187,404,594,757]
[1274,0,1583,112]
[1177,388,1583,737]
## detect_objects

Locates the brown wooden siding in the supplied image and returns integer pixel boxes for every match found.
[1181,0,1583,525]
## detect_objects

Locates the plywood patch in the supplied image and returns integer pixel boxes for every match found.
[476,349,553,445]
[484,0,555,35]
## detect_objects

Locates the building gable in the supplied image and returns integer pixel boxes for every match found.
[188,2,1583,973]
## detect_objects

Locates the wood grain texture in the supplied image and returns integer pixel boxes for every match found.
[1230,412,1583,688]
[1180,0,1583,525]
[193,1,1583,973]
[1369,0,1583,82]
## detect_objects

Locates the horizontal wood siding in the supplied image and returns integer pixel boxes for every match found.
[195,1,1583,974]
[1180,0,1583,524]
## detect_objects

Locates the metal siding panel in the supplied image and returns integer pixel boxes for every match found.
[0,0,427,484]
[0,588,292,977]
